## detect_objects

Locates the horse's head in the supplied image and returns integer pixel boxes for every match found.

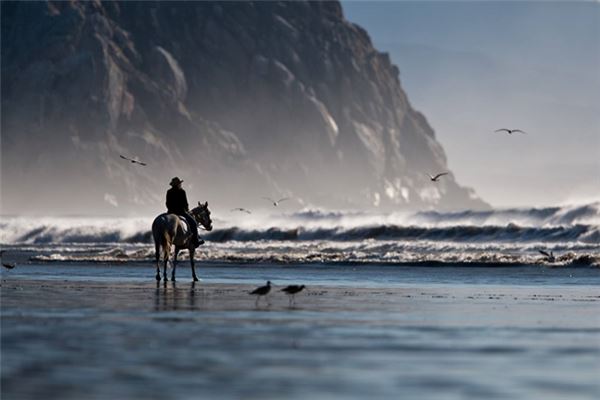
[191,201,213,231]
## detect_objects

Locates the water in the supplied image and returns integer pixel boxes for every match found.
[1,202,599,267]
[1,203,599,399]
[2,263,600,400]
[2,262,600,287]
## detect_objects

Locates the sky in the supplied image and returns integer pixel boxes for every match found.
[343,1,600,208]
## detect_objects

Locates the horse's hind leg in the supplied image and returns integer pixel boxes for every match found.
[171,249,180,282]
[155,242,161,281]
[162,245,170,282]
[190,249,199,282]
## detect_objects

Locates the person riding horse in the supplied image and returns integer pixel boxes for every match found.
[166,177,202,247]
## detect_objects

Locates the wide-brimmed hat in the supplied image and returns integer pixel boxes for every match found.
[169,177,184,186]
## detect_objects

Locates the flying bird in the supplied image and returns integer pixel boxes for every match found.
[428,172,449,182]
[281,284,305,306]
[494,129,526,135]
[2,262,16,270]
[119,155,147,166]
[250,281,272,306]
[262,197,289,207]
[231,208,252,214]
[538,249,556,262]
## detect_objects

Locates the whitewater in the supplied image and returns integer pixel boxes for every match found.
[1,203,599,267]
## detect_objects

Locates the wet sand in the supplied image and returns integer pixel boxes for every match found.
[2,277,599,399]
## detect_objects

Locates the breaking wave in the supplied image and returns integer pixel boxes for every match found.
[23,242,600,268]
[203,224,598,243]
[1,202,598,245]
[3,203,598,267]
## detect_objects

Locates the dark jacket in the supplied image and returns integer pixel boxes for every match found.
[166,187,189,215]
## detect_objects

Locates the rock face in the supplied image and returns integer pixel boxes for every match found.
[1,1,488,214]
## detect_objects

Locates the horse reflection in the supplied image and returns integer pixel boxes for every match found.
[154,281,200,311]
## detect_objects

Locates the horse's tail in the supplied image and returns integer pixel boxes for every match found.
[152,215,171,262]
[157,231,171,261]
[152,214,176,262]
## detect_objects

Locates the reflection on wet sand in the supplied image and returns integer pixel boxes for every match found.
[155,281,204,312]
[2,279,599,400]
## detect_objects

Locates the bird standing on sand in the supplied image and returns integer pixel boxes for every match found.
[538,250,556,263]
[231,207,252,214]
[427,172,448,182]
[250,281,272,306]
[119,154,147,166]
[262,197,289,207]
[2,262,16,270]
[281,284,305,306]
[0,251,16,269]
[494,129,526,135]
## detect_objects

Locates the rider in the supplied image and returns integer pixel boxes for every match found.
[166,177,202,247]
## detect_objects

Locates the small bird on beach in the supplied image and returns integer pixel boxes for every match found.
[538,250,556,262]
[427,172,448,182]
[281,284,305,306]
[494,128,526,135]
[263,197,289,207]
[2,262,16,270]
[231,207,252,214]
[119,154,147,166]
[250,281,272,306]
[0,250,14,269]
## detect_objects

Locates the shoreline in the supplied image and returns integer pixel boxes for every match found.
[3,278,600,324]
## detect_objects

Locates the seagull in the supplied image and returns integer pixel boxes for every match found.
[119,154,147,166]
[538,250,556,262]
[427,172,448,182]
[494,129,526,135]
[262,197,289,207]
[231,207,252,214]
[281,284,305,306]
[2,262,16,270]
[250,281,272,306]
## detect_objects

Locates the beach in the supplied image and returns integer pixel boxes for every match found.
[2,263,599,400]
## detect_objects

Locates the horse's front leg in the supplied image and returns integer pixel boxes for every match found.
[172,248,180,282]
[190,248,199,282]
[163,245,170,281]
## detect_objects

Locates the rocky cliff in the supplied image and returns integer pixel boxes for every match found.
[1,1,488,214]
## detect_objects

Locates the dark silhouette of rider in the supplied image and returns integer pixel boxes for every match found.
[166,177,201,247]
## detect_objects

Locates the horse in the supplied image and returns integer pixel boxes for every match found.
[152,201,213,282]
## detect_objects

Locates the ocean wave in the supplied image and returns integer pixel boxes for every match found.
[203,224,598,243]
[410,202,600,227]
[1,203,598,245]
[2,223,597,244]
[7,233,598,267]
[283,202,600,227]
[27,245,600,268]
